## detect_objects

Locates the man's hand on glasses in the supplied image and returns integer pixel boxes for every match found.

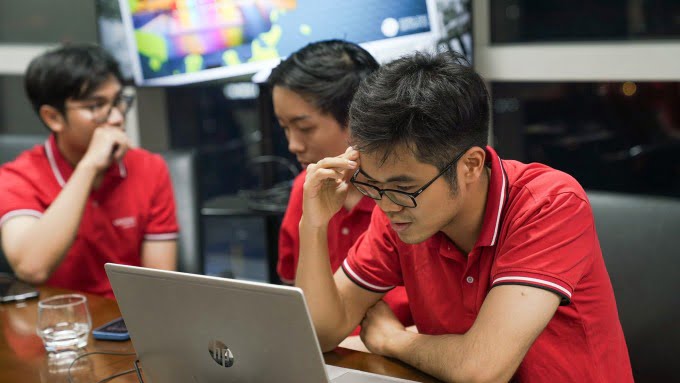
[301,147,359,229]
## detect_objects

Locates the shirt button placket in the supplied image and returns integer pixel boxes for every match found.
[463,260,478,317]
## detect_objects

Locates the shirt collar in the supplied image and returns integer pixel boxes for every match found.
[425,146,508,254]
[476,145,509,247]
[44,134,127,188]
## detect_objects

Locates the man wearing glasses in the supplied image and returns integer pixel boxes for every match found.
[297,52,633,382]
[0,44,178,298]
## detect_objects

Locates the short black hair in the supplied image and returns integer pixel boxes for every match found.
[349,51,489,187]
[24,43,123,116]
[268,39,379,127]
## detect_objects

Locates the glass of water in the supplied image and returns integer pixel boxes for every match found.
[36,294,91,353]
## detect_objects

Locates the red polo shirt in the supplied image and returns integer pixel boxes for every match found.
[0,135,178,298]
[279,171,412,328]
[342,146,632,382]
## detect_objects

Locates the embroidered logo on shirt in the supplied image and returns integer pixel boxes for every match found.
[113,216,137,229]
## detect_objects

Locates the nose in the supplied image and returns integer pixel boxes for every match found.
[377,195,405,214]
[106,106,125,128]
[287,131,305,154]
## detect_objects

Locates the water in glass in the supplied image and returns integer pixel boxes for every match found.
[37,294,91,352]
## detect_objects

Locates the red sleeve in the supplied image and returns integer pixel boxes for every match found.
[383,287,413,326]
[492,191,596,304]
[342,207,403,293]
[143,155,179,240]
[0,163,46,226]
[277,172,306,283]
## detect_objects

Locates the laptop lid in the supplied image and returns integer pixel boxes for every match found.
[105,263,330,383]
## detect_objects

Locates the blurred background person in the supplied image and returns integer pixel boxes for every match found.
[268,40,413,332]
[0,44,178,298]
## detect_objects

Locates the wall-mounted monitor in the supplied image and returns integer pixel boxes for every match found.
[116,0,441,86]
[97,0,135,83]
[435,0,472,64]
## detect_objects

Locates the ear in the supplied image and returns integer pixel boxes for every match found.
[461,146,487,183]
[38,105,66,134]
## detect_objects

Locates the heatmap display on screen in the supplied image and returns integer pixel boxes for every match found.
[117,0,440,86]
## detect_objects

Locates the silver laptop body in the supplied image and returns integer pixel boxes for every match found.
[105,264,417,383]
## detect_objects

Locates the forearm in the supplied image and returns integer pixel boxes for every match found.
[8,162,97,283]
[387,331,512,383]
[390,285,559,383]
[296,219,350,350]
[141,240,177,271]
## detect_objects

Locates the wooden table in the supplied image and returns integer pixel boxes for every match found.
[1,286,439,382]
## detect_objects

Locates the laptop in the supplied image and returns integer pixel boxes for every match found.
[105,264,418,383]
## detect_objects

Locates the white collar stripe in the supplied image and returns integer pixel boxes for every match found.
[342,259,394,292]
[118,160,127,178]
[44,141,66,187]
[493,276,572,298]
[490,154,507,246]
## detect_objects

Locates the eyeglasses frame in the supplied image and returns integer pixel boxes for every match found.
[350,146,473,208]
[65,92,135,124]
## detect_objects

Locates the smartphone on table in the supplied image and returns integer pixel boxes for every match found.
[0,273,39,303]
[93,317,130,341]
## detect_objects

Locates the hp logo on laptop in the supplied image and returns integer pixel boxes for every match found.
[209,340,234,368]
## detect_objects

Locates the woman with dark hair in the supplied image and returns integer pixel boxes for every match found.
[269,40,412,335]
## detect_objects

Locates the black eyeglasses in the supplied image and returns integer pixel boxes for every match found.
[67,92,135,124]
[350,147,472,208]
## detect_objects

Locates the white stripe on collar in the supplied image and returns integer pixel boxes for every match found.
[44,141,66,188]
[490,154,508,247]
[45,140,128,185]
[118,160,127,178]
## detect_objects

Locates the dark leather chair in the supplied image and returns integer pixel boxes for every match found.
[161,150,203,274]
[0,134,47,274]
[0,134,46,165]
[588,191,680,382]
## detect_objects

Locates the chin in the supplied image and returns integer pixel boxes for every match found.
[395,227,431,245]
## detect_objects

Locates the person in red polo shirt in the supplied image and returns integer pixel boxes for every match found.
[268,40,412,328]
[0,44,178,298]
[297,52,633,382]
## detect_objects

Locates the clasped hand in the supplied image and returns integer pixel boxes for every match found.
[360,300,407,357]
[80,126,130,173]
